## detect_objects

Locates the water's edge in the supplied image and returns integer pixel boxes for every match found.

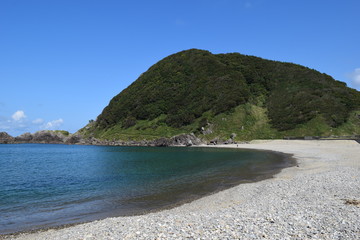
[1,147,296,238]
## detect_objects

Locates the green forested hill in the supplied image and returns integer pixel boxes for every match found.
[80,49,360,141]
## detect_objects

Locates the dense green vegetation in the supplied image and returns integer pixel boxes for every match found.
[81,49,360,141]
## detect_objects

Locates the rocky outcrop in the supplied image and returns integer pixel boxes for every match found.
[65,134,83,144]
[0,131,204,147]
[0,132,15,144]
[172,133,202,146]
[15,132,33,143]
[152,137,172,147]
[32,131,64,143]
[13,131,70,144]
[2,131,82,145]
[152,133,202,147]
[207,133,239,145]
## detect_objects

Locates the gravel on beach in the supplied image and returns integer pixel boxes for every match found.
[5,140,360,240]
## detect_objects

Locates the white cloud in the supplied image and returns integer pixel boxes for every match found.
[0,111,66,136]
[0,116,29,134]
[12,110,26,121]
[32,118,44,124]
[349,68,360,87]
[41,119,64,129]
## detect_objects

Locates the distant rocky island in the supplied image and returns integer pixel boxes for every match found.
[0,131,205,147]
[0,131,82,145]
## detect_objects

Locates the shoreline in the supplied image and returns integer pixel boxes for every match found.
[1,146,295,237]
[4,140,360,239]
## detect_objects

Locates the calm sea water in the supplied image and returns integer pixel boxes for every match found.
[0,144,292,234]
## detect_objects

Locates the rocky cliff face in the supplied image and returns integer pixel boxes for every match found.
[0,132,15,144]
[1,131,83,145]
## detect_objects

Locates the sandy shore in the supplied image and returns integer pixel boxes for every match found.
[5,140,360,240]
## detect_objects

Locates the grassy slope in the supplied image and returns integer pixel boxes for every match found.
[79,106,359,142]
[283,110,360,137]
[79,115,195,141]
[200,104,278,141]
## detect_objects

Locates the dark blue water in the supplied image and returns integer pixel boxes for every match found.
[0,144,292,234]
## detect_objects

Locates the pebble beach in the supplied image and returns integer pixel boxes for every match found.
[4,140,360,240]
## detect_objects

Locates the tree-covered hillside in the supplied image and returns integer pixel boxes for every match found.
[81,49,360,141]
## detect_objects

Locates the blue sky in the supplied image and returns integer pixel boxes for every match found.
[1,0,359,136]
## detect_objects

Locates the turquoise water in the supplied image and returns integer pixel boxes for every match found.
[0,144,292,234]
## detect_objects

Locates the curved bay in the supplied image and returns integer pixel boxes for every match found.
[0,144,294,234]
